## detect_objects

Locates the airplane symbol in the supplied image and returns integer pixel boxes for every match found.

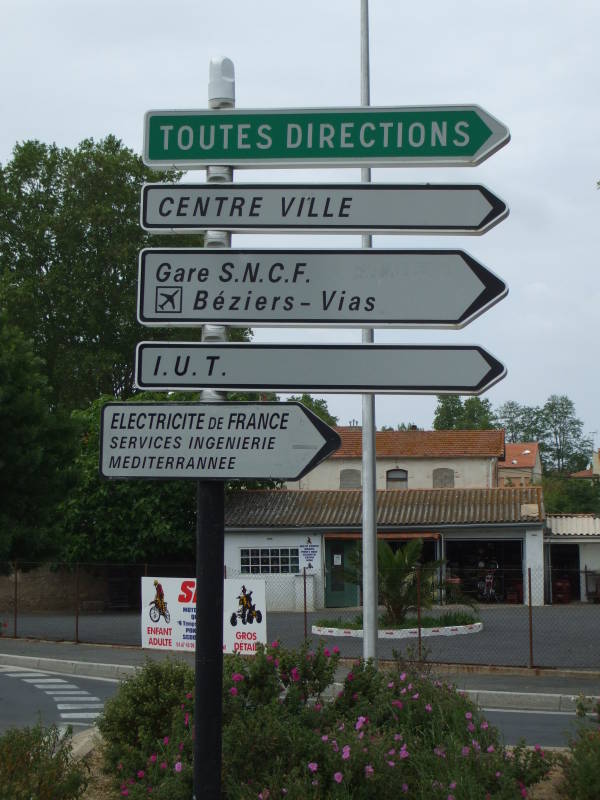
[155,286,182,313]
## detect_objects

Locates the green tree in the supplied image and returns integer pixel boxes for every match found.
[60,396,197,564]
[286,394,338,426]
[433,395,465,430]
[462,397,496,429]
[0,137,250,412]
[541,394,592,473]
[543,475,600,514]
[0,314,79,563]
[433,395,497,430]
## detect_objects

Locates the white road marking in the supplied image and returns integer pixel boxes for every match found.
[60,712,102,719]
[57,703,104,710]
[22,677,67,683]
[5,672,48,678]
[482,707,576,716]
[45,690,91,695]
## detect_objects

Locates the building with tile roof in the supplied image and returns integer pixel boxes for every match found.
[285,427,506,491]
[498,442,542,486]
[224,486,545,610]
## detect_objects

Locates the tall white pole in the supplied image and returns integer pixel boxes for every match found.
[360,0,378,664]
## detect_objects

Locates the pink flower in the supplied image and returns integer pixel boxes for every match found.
[387,681,394,688]
[321,735,328,742]
[333,772,343,783]
[137,770,145,779]
[394,734,403,741]
[308,762,318,773]
[346,673,354,682]
[184,713,189,727]
[271,640,279,648]
[230,687,238,696]
[467,722,475,732]
[121,792,129,797]
[342,745,351,760]
[333,646,340,654]
[232,672,244,683]
[481,720,489,730]
[290,667,300,682]
[365,764,374,777]
[324,648,331,657]
[465,712,473,720]
[186,692,193,699]
[174,762,183,773]
[387,760,395,767]
[425,704,432,712]
[399,672,406,682]
[160,762,167,770]
[392,699,403,709]
[149,754,157,763]
[461,746,470,756]
[412,693,419,700]
[402,784,408,794]
[487,745,495,753]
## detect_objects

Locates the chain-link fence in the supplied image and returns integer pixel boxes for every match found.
[0,562,598,669]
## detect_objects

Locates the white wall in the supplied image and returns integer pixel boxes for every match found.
[287,456,495,490]
[579,542,600,602]
[225,532,325,612]
[523,529,545,605]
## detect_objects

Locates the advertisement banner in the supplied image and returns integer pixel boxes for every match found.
[141,577,266,654]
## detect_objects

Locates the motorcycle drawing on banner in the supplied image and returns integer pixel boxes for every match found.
[230,584,263,626]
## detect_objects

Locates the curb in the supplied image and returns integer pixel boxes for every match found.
[71,727,100,760]
[313,622,482,639]
[0,652,137,680]
[2,651,598,714]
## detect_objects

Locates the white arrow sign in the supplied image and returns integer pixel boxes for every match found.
[140,183,508,235]
[135,343,506,395]
[100,402,341,480]
[137,248,507,328]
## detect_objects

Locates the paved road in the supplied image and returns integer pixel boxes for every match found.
[0,663,117,735]
[483,708,593,747]
[3,605,599,668]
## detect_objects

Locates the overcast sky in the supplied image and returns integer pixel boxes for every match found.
[2,1,599,446]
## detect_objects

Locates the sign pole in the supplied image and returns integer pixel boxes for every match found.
[360,0,378,665]
[193,479,225,800]
[193,55,235,800]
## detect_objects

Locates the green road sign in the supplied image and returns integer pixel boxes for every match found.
[143,105,510,169]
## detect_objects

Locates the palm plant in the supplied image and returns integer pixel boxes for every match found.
[346,538,443,625]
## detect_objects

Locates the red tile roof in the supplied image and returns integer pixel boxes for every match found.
[332,428,505,459]
[498,443,539,469]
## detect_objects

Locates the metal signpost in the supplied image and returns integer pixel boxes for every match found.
[134,342,506,394]
[140,182,508,234]
[100,401,340,480]
[143,104,509,169]
[103,17,511,794]
[137,247,507,328]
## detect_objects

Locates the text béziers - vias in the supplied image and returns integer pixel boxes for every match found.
[154,259,375,315]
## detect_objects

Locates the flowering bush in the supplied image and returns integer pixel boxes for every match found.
[0,722,89,799]
[557,723,600,799]
[103,642,553,799]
